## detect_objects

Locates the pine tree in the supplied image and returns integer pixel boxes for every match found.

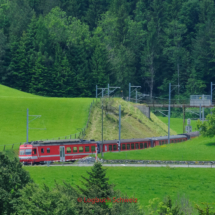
[89,44,109,90]
[77,162,115,213]
[29,52,53,96]
[8,32,30,91]
[60,0,89,22]
[86,0,109,30]
[67,44,91,97]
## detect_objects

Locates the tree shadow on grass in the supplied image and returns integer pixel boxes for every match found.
[205,142,215,146]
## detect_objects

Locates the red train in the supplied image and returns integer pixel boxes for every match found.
[19,132,199,164]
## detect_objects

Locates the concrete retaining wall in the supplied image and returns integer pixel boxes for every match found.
[134,105,150,119]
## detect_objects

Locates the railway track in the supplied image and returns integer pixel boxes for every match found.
[24,162,215,168]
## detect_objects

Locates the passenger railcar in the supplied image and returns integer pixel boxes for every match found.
[19,132,199,164]
[19,139,98,164]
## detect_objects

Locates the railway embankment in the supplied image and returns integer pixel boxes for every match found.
[84,98,177,141]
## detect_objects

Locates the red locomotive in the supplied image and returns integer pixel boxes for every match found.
[19,132,199,164]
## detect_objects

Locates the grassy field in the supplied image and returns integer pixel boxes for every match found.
[158,117,198,134]
[25,166,215,207]
[85,98,176,141]
[97,135,215,161]
[0,84,93,150]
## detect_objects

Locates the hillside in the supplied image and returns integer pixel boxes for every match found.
[85,98,177,141]
[158,117,198,134]
[0,84,93,150]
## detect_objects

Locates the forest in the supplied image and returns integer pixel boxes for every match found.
[0,0,215,99]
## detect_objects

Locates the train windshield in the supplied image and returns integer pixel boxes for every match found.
[19,150,25,155]
[25,149,32,155]
[19,149,32,155]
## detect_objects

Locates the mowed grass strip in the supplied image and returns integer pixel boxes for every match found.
[25,166,215,207]
[158,117,198,134]
[0,84,93,150]
[97,136,215,161]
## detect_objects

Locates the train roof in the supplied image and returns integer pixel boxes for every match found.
[22,139,97,146]
[99,135,186,144]
[99,138,151,144]
[179,131,200,137]
[20,132,196,147]
[151,135,187,141]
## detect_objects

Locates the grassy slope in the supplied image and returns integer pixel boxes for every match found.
[97,135,215,161]
[85,98,176,141]
[158,117,198,134]
[25,166,215,207]
[0,84,93,150]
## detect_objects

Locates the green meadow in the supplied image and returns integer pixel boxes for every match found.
[0,84,93,150]
[158,117,198,134]
[25,166,215,207]
[97,135,215,161]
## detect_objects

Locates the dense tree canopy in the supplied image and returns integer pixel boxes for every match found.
[0,0,214,98]
[0,152,32,214]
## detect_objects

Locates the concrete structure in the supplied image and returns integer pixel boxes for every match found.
[134,105,150,119]
[190,95,211,106]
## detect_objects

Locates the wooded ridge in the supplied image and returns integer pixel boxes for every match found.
[0,0,214,98]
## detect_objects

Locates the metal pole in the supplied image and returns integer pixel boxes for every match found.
[96,85,97,99]
[136,90,137,103]
[26,108,29,143]
[95,146,98,162]
[203,107,204,121]
[168,83,171,144]
[101,102,103,157]
[202,94,204,121]
[183,106,185,133]
[119,105,121,151]
[102,89,104,98]
[200,104,201,121]
[211,82,213,105]
[108,84,110,97]
[129,83,131,102]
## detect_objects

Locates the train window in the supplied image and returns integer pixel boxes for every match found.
[41,148,44,153]
[135,143,139,149]
[79,147,83,152]
[73,147,77,153]
[127,144,130,150]
[47,148,50,153]
[109,145,112,151]
[159,141,161,145]
[32,149,37,155]
[122,144,126,150]
[113,145,117,151]
[131,143,134,149]
[144,143,147,148]
[91,146,95,152]
[67,147,71,153]
[85,146,89,152]
[19,150,24,155]
[140,143,143,149]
